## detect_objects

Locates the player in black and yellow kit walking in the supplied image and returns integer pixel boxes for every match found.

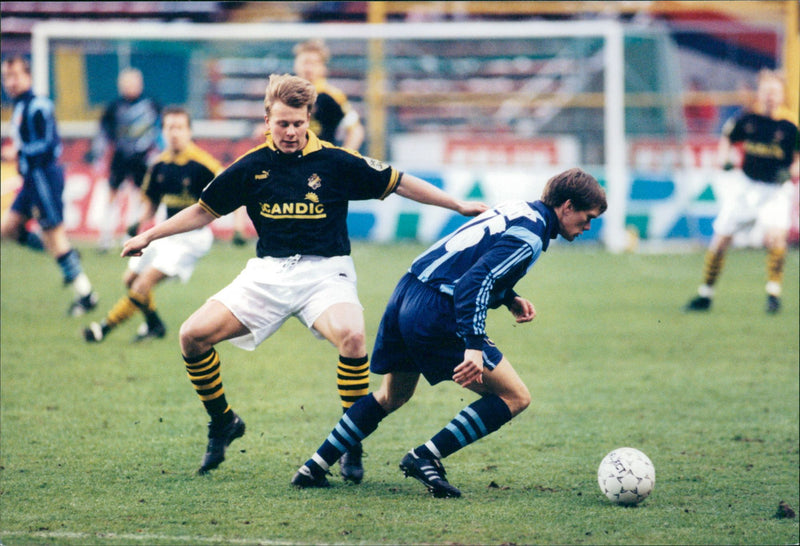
[122,74,487,480]
[85,107,222,343]
[684,69,799,314]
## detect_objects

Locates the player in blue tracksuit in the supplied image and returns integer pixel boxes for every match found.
[293,167,607,497]
[1,56,98,316]
[87,67,161,251]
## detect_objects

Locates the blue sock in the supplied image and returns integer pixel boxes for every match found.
[305,393,387,474]
[19,229,44,251]
[416,394,512,460]
[56,249,83,284]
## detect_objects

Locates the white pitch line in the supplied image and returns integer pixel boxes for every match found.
[0,530,340,546]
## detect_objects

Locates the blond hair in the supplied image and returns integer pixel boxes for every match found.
[757,68,785,87]
[293,39,330,64]
[263,73,317,117]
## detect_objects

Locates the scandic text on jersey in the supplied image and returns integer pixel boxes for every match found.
[259,199,326,219]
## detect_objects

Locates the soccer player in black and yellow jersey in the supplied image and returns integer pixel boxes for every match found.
[122,74,487,480]
[684,69,799,314]
[293,39,365,151]
[85,107,222,343]
[232,39,366,246]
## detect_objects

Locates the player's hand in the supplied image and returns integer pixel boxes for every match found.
[509,296,536,323]
[121,233,149,257]
[453,349,484,387]
[456,200,489,217]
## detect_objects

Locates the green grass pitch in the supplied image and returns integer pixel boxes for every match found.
[1,240,798,545]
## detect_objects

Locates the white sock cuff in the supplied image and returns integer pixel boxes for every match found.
[72,273,93,297]
[698,285,714,298]
[311,453,330,471]
[424,440,442,459]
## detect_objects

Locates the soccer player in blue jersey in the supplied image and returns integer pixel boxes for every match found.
[1,56,98,316]
[292,168,607,497]
[121,74,487,478]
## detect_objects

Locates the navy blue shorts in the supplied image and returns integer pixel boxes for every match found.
[371,273,504,386]
[11,164,65,230]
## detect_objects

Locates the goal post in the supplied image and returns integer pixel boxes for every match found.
[31,20,629,251]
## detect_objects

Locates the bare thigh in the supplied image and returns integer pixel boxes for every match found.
[312,302,367,358]
[179,299,250,357]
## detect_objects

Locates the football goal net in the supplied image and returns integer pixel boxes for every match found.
[32,20,636,250]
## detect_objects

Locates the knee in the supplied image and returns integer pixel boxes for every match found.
[0,219,20,240]
[179,319,210,356]
[710,235,732,254]
[764,230,787,250]
[123,271,137,290]
[373,388,411,414]
[504,384,531,417]
[336,326,366,357]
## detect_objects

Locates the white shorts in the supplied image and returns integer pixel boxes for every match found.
[712,171,793,236]
[210,254,361,351]
[128,226,213,282]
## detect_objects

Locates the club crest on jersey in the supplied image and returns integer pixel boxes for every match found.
[255,170,270,180]
[365,157,389,171]
[307,173,322,190]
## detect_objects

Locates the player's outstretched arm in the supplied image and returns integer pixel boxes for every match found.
[121,203,215,257]
[395,173,488,216]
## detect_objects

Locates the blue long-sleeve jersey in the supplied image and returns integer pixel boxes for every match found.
[10,89,62,176]
[92,95,161,159]
[409,200,559,349]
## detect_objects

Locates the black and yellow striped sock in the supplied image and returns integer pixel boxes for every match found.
[337,355,370,412]
[184,348,232,423]
[766,246,786,287]
[128,290,162,328]
[701,249,726,288]
[104,291,139,328]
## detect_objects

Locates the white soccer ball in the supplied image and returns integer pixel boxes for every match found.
[597,447,655,505]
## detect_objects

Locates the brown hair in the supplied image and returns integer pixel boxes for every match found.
[293,39,330,64]
[161,106,191,127]
[263,73,317,117]
[540,167,607,213]
[1,55,30,74]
